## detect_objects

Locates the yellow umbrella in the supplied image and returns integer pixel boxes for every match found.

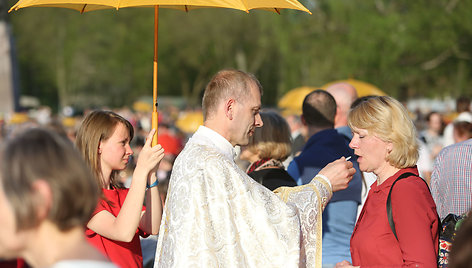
[9,112,30,124]
[322,78,387,97]
[9,0,311,145]
[277,86,316,115]
[175,111,203,134]
[132,100,153,113]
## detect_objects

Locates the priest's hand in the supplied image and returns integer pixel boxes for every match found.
[318,157,356,192]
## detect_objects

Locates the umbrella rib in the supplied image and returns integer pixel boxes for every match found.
[274,8,280,14]
[185,5,189,12]
[80,4,87,14]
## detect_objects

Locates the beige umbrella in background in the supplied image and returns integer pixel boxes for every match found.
[278,86,316,115]
[175,110,203,134]
[9,0,311,145]
[322,78,387,97]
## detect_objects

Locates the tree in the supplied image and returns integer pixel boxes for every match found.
[7,0,472,111]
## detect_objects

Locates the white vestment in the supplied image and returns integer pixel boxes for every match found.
[154,126,332,267]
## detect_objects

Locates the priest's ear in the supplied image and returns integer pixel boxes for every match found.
[224,98,236,120]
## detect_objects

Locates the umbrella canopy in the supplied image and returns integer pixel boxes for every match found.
[322,78,387,97]
[277,86,316,115]
[133,100,153,113]
[9,0,311,145]
[175,111,203,134]
[9,0,311,13]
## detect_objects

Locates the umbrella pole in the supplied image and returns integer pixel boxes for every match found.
[151,5,159,146]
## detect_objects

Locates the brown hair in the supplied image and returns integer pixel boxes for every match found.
[75,110,134,189]
[0,128,100,231]
[453,121,472,141]
[302,89,336,128]
[202,69,262,121]
[245,111,292,161]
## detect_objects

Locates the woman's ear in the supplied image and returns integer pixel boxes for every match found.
[98,142,102,154]
[386,142,394,155]
[31,180,52,222]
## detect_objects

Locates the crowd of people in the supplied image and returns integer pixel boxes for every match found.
[0,69,471,268]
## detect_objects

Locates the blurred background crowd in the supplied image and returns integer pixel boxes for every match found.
[1,93,471,193]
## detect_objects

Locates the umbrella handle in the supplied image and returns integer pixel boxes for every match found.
[152,111,158,146]
[151,5,159,147]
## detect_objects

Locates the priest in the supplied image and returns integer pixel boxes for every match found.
[154,69,356,267]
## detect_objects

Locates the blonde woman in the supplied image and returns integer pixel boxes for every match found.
[336,96,439,267]
[76,111,164,268]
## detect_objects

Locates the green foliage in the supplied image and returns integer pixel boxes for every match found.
[6,0,472,110]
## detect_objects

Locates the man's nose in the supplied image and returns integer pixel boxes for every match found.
[255,114,263,127]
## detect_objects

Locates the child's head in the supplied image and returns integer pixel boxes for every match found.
[0,128,99,258]
[76,110,134,188]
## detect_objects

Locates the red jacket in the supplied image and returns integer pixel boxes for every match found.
[351,167,439,267]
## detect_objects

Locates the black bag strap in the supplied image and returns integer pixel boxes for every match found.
[386,172,418,240]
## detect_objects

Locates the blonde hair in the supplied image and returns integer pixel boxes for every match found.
[246,111,292,161]
[202,69,262,121]
[348,96,418,168]
[75,110,134,189]
[0,128,100,231]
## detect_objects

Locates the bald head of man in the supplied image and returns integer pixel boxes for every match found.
[326,82,358,128]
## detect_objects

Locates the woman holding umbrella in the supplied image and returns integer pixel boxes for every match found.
[76,110,165,268]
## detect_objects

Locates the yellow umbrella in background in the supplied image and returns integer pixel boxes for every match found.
[175,111,203,134]
[132,100,153,113]
[277,86,316,115]
[9,0,311,145]
[8,112,30,124]
[62,116,77,128]
[322,78,387,97]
